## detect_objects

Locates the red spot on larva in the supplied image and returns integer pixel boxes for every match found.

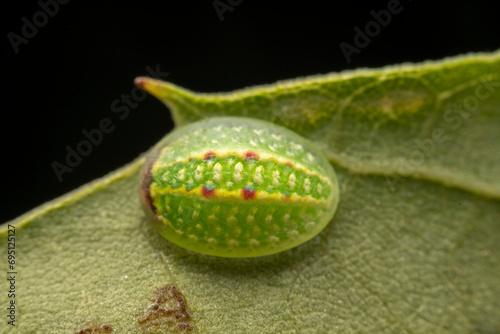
[245,151,260,160]
[204,151,216,160]
[286,161,294,168]
[242,186,257,200]
[202,185,216,198]
[285,194,291,200]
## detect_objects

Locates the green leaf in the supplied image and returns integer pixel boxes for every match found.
[2,51,500,333]
[135,52,500,200]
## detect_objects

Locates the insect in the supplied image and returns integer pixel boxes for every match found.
[139,117,339,257]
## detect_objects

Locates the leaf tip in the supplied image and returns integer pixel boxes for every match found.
[134,76,158,91]
[134,76,182,106]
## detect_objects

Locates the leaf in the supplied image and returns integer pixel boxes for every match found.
[135,52,500,199]
[2,51,500,333]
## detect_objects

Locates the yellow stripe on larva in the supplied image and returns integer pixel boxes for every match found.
[156,150,333,186]
[150,184,332,208]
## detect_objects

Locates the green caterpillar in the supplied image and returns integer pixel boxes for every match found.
[139,117,339,257]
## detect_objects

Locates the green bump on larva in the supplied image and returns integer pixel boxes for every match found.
[139,117,339,257]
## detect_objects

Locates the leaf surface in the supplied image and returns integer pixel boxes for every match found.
[1,51,500,333]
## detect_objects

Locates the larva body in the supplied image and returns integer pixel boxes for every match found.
[140,117,339,257]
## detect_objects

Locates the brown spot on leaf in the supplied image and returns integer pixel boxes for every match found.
[138,286,193,333]
[74,324,113,334]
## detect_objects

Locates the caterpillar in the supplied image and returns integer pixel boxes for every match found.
[139,117,339,257]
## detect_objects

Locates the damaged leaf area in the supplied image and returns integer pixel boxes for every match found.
[1,50,500,333]
[74,324,113,334]
[138,286,193,333]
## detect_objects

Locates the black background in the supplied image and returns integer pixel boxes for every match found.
[1,0,499,223]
